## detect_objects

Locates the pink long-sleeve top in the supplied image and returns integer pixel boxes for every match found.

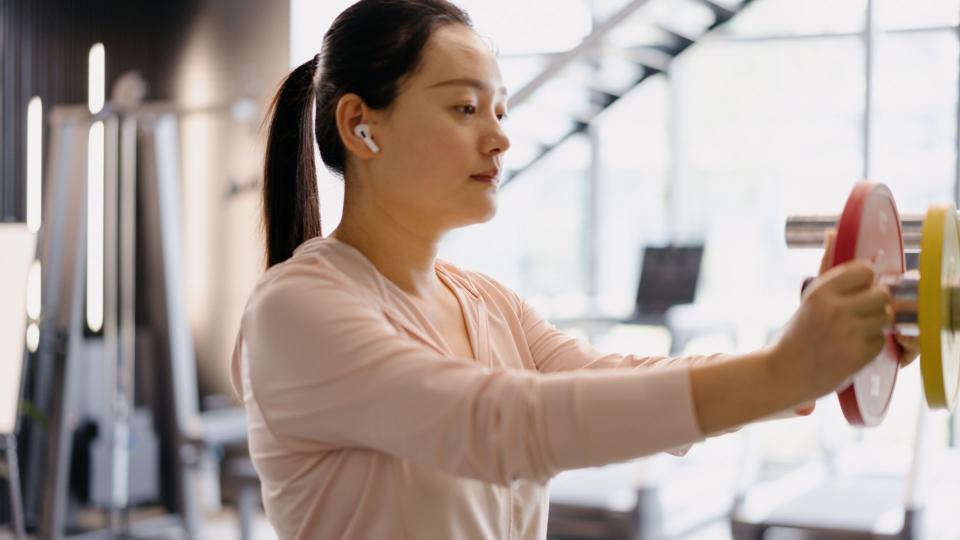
[229,235,709,539]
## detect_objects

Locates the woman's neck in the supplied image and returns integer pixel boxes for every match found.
[331,204,443,299]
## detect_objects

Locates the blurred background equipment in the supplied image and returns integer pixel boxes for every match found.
[16,88,253,538]
[1,0,285,537]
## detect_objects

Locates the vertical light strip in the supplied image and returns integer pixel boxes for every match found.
[26,97,43,232]
[87,121,105,332]
[88,43,105,114]
[26,323,40,353]
[87,42,106,331]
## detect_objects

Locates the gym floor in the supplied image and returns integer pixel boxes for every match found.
[0,512,734,540]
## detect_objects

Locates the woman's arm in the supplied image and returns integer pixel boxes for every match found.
[243,254,887,483]
[241,270,706,486]
[515,230,897,434]
[512,261,888,436]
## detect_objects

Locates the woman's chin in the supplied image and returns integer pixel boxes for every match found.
[474,201,498,223]
[452,203,498,229]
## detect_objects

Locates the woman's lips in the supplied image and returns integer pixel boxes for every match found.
[470,174,500,185]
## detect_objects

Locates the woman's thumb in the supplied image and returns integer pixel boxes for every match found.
[819,229,837,275]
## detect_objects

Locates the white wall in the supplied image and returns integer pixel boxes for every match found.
[0,225,34,433]
[176,0,291,402]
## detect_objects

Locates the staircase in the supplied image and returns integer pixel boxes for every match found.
[501,0,759,186]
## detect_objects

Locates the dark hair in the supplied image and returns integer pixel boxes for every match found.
[261,0,472,267]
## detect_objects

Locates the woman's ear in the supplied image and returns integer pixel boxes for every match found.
[335,93,379,159]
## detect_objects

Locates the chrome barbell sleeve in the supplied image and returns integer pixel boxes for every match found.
[785,213,928,249]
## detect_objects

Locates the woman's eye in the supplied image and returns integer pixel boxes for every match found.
[457,105,477,115]
[497,111,509,122]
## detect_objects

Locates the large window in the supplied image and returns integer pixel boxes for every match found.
[439,0,960,469]
[292,0,960,467]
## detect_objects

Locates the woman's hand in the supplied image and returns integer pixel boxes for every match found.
[690,230,909,433]
[772,230,894,409]
[810,229,920,368]
[815,230,918,371]
[793,231,920,417]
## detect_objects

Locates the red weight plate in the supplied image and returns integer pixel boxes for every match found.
[832,182,904,427]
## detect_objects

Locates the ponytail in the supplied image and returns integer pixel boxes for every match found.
[262,55,322,268]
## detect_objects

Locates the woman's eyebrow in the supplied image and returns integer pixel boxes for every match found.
[427,77,508,96]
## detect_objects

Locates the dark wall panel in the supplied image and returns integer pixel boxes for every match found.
[0,0,199,222]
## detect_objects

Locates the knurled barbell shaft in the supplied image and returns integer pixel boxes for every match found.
[786,214,927,249]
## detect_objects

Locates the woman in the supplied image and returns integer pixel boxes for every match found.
[230,1,914,538]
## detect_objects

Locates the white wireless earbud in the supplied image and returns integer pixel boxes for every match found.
[353,123,380,154]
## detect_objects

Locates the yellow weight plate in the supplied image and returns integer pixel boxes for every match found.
[918,204,960,410]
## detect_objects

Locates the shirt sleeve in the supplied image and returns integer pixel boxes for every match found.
[240,269,705,486]
[515,294,732,456]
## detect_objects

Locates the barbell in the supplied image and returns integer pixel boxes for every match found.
[784,181,960,427]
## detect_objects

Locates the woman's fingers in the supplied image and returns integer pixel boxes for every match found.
[894,334,920,367]
[794,401,816,416]
[821,261,875,294]
[849,287,892,316]
[859,314,892,339]
[782,228,917,403]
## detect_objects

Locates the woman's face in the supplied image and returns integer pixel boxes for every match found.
[361,24,510,234]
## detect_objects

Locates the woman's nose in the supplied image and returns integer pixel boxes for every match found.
[482,123,510,156]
